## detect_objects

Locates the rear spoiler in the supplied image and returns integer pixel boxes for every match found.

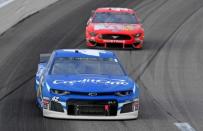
[40,54,51,63]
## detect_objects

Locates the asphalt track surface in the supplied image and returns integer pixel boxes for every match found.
[0,0,203,131]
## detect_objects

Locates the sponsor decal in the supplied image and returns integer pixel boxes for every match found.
[63,49,106,57]
[52,96,59,102]
[88,92,97,96]
[124,25,135,31]
[110,8,129,11]
[42,97,50,109]
[94,24,135,31]
[53,79,128,85]
[103,40,125,43]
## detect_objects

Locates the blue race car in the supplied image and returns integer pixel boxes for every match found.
[35,49,139,120]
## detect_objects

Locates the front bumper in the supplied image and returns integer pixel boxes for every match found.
[43,109,138,120]
[42,98,139,120]
[86,34,144,49]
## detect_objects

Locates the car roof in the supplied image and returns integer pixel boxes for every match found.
[54,49,116,58]
[95,7,135,14]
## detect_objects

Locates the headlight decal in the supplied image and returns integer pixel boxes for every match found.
[115,90,132,96]
[50,89,70,95]
[134,33,142,38]
[89,32,97,37]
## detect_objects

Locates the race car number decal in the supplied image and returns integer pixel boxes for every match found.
[52,97,59,102]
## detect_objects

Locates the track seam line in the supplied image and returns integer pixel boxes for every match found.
[131,4,203,79]
[128,0,169,77]
[134,4,203,126]
[142,0,169,22]
[138,78,182,122]
[0,76,34,102]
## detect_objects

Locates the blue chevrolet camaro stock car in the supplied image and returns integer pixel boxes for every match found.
[35,49,139,120]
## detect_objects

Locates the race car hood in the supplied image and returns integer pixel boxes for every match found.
[89,23,142,34]
[46,74,135,92]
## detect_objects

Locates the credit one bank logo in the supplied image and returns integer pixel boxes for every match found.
[53,79,129,85]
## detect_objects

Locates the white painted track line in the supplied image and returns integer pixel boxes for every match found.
[174,123,196,131]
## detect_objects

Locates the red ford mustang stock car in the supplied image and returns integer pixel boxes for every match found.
[86,7,144,49]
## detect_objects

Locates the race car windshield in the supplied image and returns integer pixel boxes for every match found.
[50,57,125,76]
[92,12,137,24]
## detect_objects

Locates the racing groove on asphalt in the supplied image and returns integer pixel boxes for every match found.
[0,0,203,131]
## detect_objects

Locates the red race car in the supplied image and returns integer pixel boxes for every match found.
[86,7,144,49]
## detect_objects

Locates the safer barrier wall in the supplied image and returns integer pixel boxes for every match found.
[0,0,58,35]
